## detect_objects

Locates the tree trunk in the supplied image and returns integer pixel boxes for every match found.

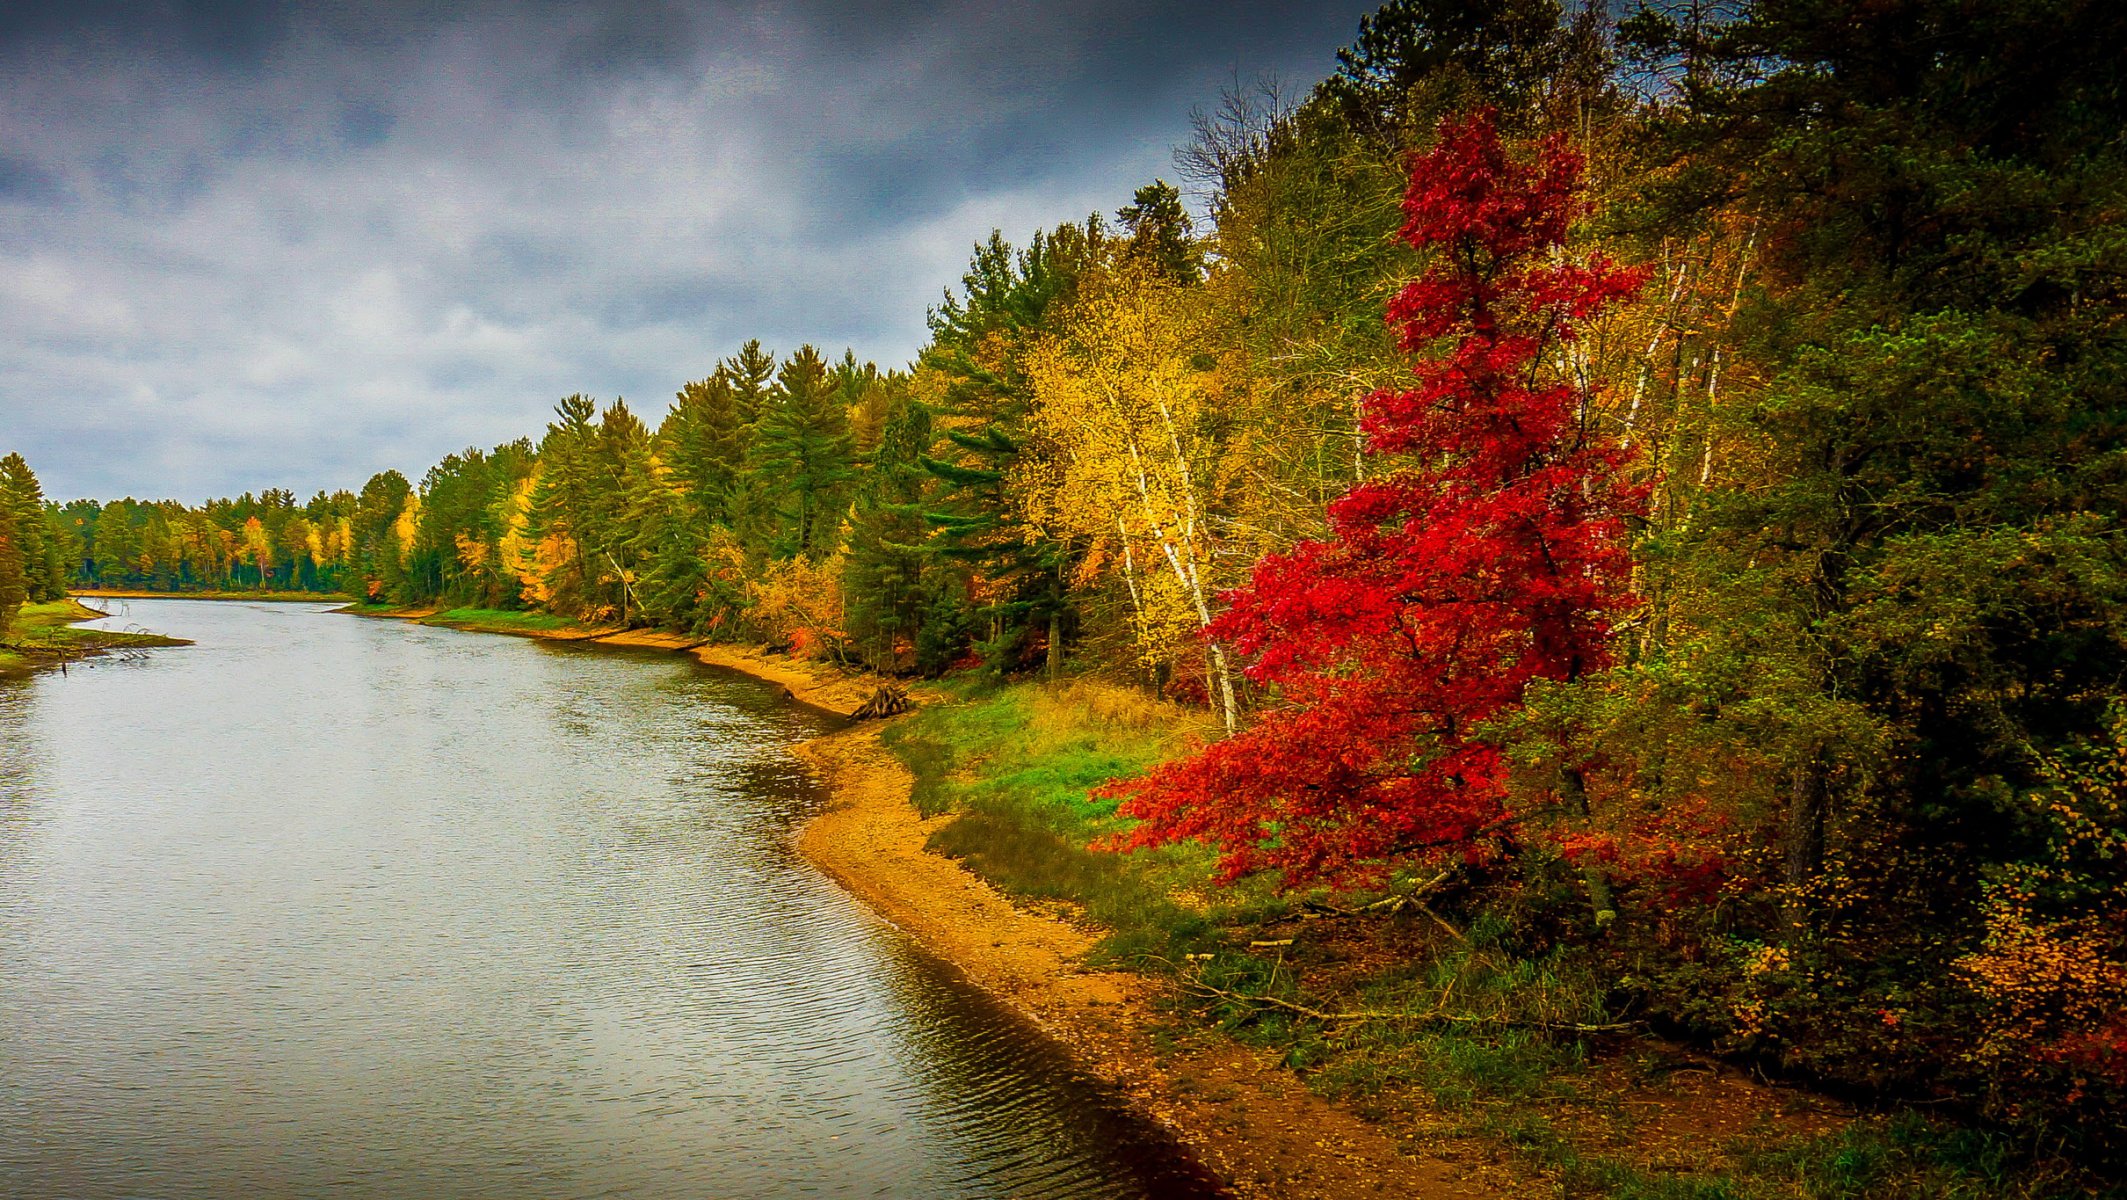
[1782,752,1828,930]
[1046,606,1063,683]
[1561,766,1616,930]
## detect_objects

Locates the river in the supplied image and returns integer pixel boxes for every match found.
[0,599,1221,1199]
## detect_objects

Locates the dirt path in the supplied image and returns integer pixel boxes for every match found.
[793,722,1534,1199]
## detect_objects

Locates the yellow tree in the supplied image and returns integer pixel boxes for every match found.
[1021,261,1242,731]
[240,516,274,588]
[493,470,548,606]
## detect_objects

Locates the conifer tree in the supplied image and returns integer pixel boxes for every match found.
[529,395,599,614]
[842,392,939,670]
[0,453,64,602]
[920,223,1102,675]
[660,372,746,524]
[749,345,856,558]
[1116,181,1202,284]
[722,339,777,430]
[0,500,25,636]
[350,471,412,600]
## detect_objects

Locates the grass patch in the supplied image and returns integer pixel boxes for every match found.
[0,598,189,673]
[881,675,1258,961]
[425,607,582,632]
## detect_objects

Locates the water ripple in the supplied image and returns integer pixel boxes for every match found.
[0,601,1221,1199]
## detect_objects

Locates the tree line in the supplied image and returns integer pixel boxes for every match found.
[51,0,2127,1154]
[0,453,67,635]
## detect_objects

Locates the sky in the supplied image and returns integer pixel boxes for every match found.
[0,0,1377,502]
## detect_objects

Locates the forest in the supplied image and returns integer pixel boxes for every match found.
[16,0,2127,1169]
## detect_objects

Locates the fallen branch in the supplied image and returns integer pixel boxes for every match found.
[1180,977,1635,1034]
[1297,869,1469,942]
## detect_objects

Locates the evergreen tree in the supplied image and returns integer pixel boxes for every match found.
[660,372,746,525]
[0,453,64,602]
[722,339,777,430]
[1318,0,1570,139]
[350,471,411,600]
[1116,181,1202,285]
[749,345,856,558]
[1608,0,2127,1111]
[842,391,940,670]
[920,223,1102,677]
[528,394,600,614]
[0,500,25,636]
[591,401,658,622]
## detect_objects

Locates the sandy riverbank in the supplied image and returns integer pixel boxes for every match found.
[790,720,1517,1199]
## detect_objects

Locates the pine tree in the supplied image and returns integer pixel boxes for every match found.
[528,395,600,614]
[350,472,412,600]
[842,392,939,670]
[920,223,1103,676]
[1115,181,1202,284]
[749,345,856,558]
[0,453,64,602]
[661,372,746,525]
[0,500,26,636]
[722,339,777,430]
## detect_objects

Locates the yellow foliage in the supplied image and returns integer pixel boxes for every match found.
[241,515,274,571]
[453,532,489,571]
[746,554,846,658]
[1019,260,1243,723]
[391,495,422,567]
[1955,709,2127,1095]
[494,470,543,601]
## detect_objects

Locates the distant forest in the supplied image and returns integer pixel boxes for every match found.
[19,0,2127,1156]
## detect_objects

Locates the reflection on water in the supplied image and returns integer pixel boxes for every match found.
[0,600,1221,1199]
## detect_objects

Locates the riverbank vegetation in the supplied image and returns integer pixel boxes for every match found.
[0,597,191,674]
[47,0,2127,1189]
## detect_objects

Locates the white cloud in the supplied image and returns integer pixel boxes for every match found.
[0,0,1364,499]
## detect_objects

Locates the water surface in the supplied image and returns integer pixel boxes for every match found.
[0,600,1218,1199]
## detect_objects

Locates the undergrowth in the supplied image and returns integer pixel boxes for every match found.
[877,676,2112,1199]
[882,675,1266,962]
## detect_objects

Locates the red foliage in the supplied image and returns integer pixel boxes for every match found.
[1101,111,1648,889]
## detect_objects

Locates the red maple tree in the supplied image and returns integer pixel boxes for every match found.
[1102,111,1648,890]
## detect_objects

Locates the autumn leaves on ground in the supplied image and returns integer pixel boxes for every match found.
[5,2,2126,1196]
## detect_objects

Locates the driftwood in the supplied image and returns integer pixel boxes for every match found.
[850,684,914,720]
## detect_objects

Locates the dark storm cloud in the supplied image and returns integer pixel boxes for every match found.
[0,0,1375,500]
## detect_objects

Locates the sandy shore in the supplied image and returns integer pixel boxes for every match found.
[791,721,1521,1199]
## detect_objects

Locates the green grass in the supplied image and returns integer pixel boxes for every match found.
[881,675,1267,961]
[425,607,583,632]
[0,598,190,673]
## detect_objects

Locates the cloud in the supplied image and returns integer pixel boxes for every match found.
[0,0,1372,500]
